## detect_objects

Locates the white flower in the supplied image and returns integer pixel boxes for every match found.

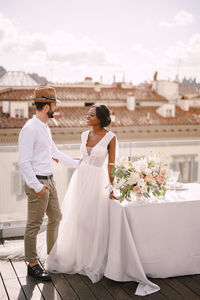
[119,156,129,166]
[148,155,160,164]
[115,178,126,189]
[127,172,140,185]
[133,160,148,173]
[144,167,152,175]
[138,178,146,188]
[112,152,168,202]
[141,185,148,193]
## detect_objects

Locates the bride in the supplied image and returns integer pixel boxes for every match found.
[47,104,117,283]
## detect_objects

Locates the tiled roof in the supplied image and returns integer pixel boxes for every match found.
[179,87,200,95]
[1,106,200,129]
[0,88,34,101]
[0,86,167,102]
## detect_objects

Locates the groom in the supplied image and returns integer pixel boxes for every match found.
[18,86,79,281]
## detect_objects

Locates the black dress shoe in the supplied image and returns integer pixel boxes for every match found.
[28,264,51,281]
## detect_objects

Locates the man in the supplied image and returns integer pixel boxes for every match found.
[18,86,79,281]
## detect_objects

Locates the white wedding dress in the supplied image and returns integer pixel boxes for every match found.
[47,130,116,283]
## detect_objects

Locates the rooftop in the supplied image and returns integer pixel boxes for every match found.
[0,86,167,102]
[1,106,200,130]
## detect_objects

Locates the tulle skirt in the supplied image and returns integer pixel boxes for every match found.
[47,161,110,283]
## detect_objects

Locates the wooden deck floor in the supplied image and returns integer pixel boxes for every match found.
[1,258,200,300]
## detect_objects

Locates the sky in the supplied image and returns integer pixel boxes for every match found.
[0,0,200,84]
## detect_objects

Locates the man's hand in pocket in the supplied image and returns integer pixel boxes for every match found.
[37,184,49,196]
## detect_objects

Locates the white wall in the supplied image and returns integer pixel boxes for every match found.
[139,101,165,107]
[10,102,28,118]
[59,100,126,107]
[177,99,189,111]
[126,95,135,111]
[2,101,10,113]
[156,103,175,117]
[153,80,179,100]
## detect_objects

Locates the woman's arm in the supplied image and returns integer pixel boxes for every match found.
[108,136,118,199]
[108,136,116,184]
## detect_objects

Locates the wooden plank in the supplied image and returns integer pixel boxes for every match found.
[39,259,79,299]
[152,278,183,300]
[81,275,113,300]
[118,280,166,300]
[50,273,79,300]
[101,277,132,300]
[0,260,26,300]
[117,281,138,299]
[166,277,200,300]
[178,276,200,296]
[191,274,200,284]
[12,260,43,300]
[24,260,62,300]
[64,274,97,300]
[36,280,63,300]
[0,273,8,300]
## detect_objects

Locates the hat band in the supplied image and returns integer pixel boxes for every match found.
[34,96,57,101]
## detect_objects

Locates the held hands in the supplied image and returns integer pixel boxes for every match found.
[37,184,49,197]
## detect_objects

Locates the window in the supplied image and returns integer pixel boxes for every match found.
[84,102,94,107]
[166,109,173,117]
[15,109,24,118]
[170,154,198,183]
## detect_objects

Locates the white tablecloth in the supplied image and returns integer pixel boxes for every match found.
[105,183,200,296]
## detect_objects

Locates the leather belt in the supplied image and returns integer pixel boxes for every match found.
[36,175,53,180]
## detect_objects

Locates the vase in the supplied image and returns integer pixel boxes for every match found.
[134,193,145,202]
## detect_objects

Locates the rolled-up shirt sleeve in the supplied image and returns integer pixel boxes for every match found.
[51,141,79,168]
[18,127,43,193]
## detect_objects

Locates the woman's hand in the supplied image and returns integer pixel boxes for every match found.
[52,157,59,163]
[109,191,118,200]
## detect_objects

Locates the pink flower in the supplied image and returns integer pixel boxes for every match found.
[145,174,153,183]
[139,173,144,178]
[160,169,166,176]
[133,186,141,194]
[155,175,165,185]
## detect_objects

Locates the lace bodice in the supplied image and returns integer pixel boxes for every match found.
[80,130,115,167]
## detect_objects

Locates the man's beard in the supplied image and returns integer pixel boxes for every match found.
[47,109,54,118]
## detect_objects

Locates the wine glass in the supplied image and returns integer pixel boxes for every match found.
[168,170,179,191]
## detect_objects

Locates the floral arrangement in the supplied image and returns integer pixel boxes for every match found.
[111,153,168,202]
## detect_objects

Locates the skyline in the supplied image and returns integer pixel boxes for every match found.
[0,0,200,84]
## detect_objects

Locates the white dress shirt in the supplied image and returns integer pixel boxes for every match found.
[18,115,79,193]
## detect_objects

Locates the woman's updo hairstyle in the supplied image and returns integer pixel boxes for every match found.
[94,105,111,128]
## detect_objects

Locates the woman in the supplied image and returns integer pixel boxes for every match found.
[47,104,117,283]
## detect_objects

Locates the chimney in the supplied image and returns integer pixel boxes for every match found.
[84,77,93,84]
[94,82,101,92]
[126,93,135,111]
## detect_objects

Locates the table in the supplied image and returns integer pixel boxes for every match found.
[104,183,200,296]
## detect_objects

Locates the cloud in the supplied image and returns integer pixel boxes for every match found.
[159,10,194,27]
[0,13,199,84]
[0,13,120,81]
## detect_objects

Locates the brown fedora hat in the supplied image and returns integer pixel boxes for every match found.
[32,86,61,103]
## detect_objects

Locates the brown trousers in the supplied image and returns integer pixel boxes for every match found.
[24,177,62,263]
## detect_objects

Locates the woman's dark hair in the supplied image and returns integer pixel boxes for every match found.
[35,102,51,111]
[95,105,111,128]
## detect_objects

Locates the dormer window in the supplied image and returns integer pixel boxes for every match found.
[15,108,24,118]
[166,109,173,117]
